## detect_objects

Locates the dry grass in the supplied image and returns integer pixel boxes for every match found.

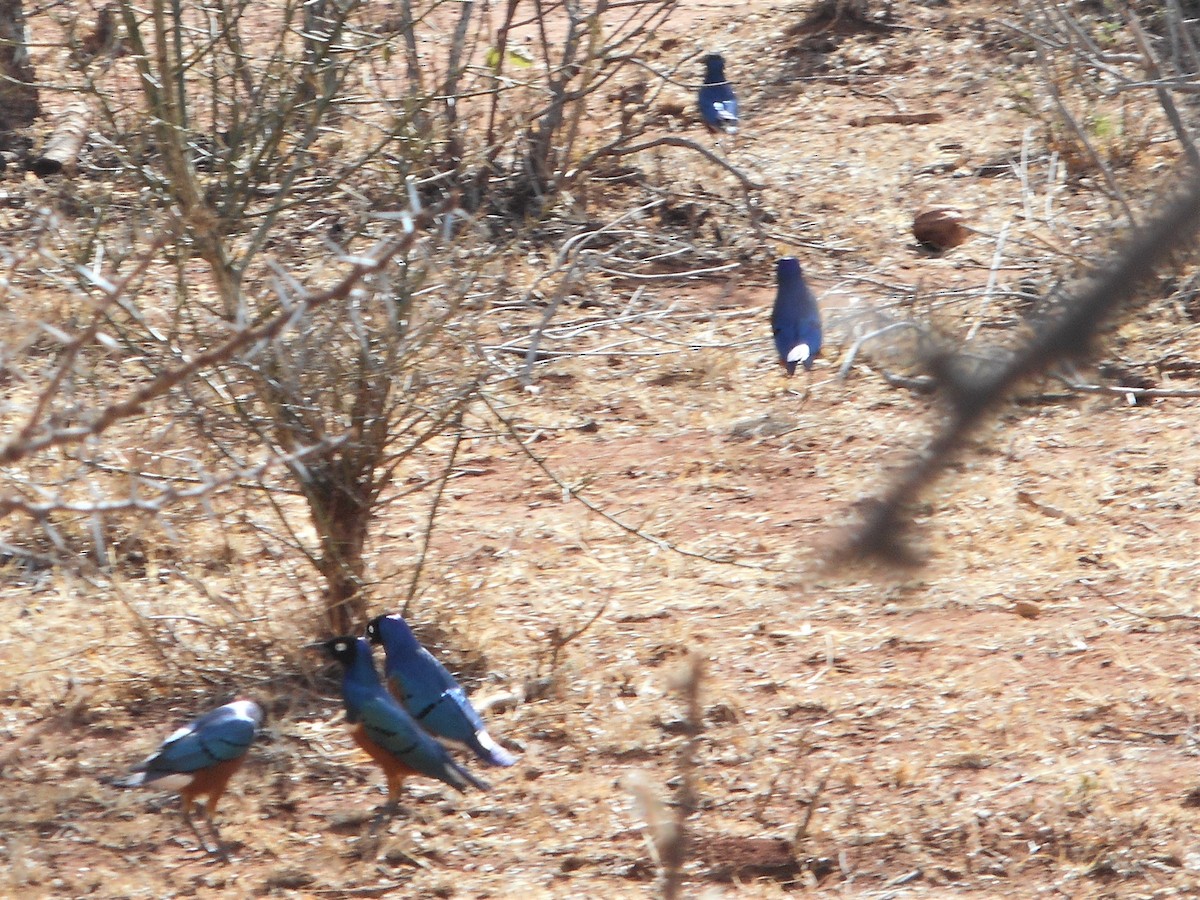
[4,1,1200,897]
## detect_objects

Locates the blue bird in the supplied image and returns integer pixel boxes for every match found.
[112,698,263,856]
[319,636,489,812]
[772,257,823,374]
[699,53,739,134]
[366,613,515,768]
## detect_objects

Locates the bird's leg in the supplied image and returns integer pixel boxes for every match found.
[202,806,231,862]
[367,771,407,839]
[181,803,217,856]
[368,799,400,838]
[356,799,398,861]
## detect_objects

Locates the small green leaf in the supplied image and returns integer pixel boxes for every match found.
[486,46,535,70]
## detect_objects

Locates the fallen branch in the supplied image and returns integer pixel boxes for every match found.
[1053,372,1200,400]
[30,99,91,177]
[571,135,765,191]
[850,112,943,126]
[1079,578,1200,623]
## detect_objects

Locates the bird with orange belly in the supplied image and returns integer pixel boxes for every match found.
[318,636,489,829]
[111,698,263,858]
[366,613,515,769]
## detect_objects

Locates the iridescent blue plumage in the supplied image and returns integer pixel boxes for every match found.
[698,53,738,134]
[119,699,262,788]
[771,257,823,374]
[112,698,263,857]
[322,636,489,793]
[366,614,515,768]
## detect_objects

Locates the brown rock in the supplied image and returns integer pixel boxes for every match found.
[1012,600,1041,619]
[913,207,970,251]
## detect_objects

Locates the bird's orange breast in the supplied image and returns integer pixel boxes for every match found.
[350,723,420,780]
[177,758,246,806]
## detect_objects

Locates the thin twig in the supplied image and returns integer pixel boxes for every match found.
[401,406,470,618]
[1020,0,1137,225]
[572,136,765,191]
[848,174,1200,561]
[1126,9,1200,171]
[477,391,779,571]
[0,199,457,468]
[1053,372,1200,400]
[966,221,1011,342]
[1079,579,1200,622]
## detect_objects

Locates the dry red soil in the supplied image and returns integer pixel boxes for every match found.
[4,1,1200,898]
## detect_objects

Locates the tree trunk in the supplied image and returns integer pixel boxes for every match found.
[0,0,39,131]
[303,458,374,635]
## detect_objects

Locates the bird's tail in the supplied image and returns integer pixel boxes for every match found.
[472,731,516,768]
[103,771,148,789]
[444,758,491,793]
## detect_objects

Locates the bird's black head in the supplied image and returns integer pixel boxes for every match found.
[365,615,384,645]
[776,256,802,280]
[703,53,726,83]
[319,636,359,667]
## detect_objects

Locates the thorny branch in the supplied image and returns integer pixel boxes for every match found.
[0,198,457,470]
[0,437,346,521]
[849,175,1200,562]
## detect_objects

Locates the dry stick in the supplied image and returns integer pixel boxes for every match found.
[11,233,173,455]
[1126,9,1200,171]
[848,174,1200,562]
[400,405,470,618]
[1052,373,1200,400]
[837,321,926,378]
[1020,0,1137,226]
[1016,126,1035,223]
[546,598,610,672]
[477,391,778,571]
[0,437,345,519]
[0,686,88,775]
[571,135,765,191]
[964,220,1010,342]
[1078,578,1200,623]
[1166,0,1200,76]
[558,0,607,172]
[30,99,91,177]
[792,770,831,848]
[483,0,522,163]
[441,0,475,142]
[0,199,456,468]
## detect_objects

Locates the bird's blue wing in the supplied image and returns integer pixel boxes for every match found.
[438,689,514,766]
[358,693,490,791]
[142,709,258,775]
[699,85,738,132]
[387,646,458,704]
[412,684,514,766]
[418,685,488,741]
[772,274,822,373]
[385,642,515,767]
